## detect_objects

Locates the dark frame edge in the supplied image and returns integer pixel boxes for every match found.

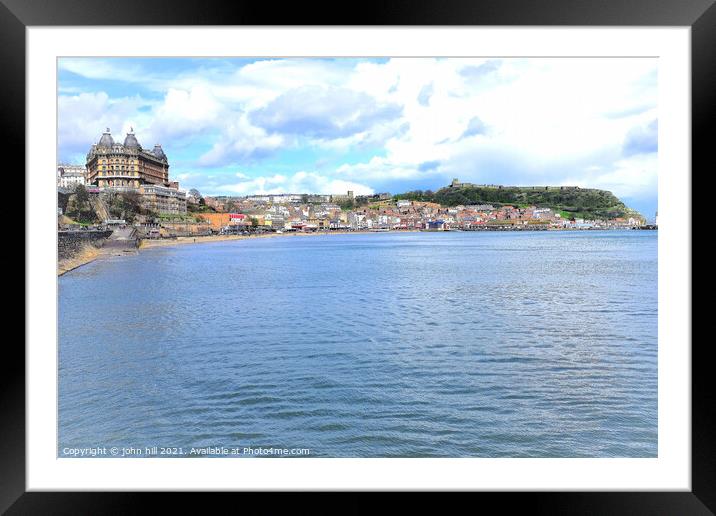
[691,1,716,513]
[0,0,715,26]
[6,0,712,513]
[0,0,26,515]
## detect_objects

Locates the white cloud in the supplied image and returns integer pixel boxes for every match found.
[337,58,657,200]
[197,115,285,166]
[213,171,374,196]
[59,57,658,210]
[581,153,658,200]
[250,85,402,138]
[58,92,152,160]
[336,156,427,182]
[59,59,143,82]
[142,85,225,145]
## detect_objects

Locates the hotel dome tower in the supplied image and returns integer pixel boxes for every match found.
[86,128,170,189]
[85,128,186,215]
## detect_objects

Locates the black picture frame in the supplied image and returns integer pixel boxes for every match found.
[5,0,709,512]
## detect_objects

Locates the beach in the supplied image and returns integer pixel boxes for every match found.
[57,243,104,276]
[58,230,417,275]
[137,230,366,250]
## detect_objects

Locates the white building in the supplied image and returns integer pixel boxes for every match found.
[271,194,303,204]
[139,184,187,215]
[57,164,87,189]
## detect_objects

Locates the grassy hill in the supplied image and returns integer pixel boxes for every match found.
[395,185,641,220]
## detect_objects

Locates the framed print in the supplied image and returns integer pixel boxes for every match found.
[6,0,710,512]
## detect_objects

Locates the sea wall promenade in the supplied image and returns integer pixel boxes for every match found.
[58,229,112,260]
[58,227,141,275]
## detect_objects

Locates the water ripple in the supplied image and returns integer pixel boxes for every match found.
[59,231,657,457]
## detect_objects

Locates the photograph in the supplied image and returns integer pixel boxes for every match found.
[6,6,705,507]
[56,56,659,459]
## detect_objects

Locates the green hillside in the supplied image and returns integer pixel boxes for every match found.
[394,185,642,220]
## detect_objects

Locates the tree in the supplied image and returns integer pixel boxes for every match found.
[189,188,202,199]
[337,199,355,210]
[102,190,147,222]
[119,191,144,222]
[74,184,90,216]
[122,190,142,208]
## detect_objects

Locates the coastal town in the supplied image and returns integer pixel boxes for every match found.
[53,57,662,467]
[59,129,650,235]
[180,191,648,234]
[57,128,654,274]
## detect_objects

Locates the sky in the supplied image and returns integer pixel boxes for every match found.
[58,57,658,219]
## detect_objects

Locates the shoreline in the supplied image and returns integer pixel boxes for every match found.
[58,227,650,276]
[138,229,419,250]
[58,230,414,275]
[137,226,652,251]
[57,245,103,276]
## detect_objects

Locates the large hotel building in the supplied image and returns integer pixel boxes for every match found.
[86,128,186,214]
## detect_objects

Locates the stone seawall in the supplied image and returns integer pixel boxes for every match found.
[58,230,112,260]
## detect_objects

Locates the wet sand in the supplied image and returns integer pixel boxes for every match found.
[59,231,417,275]
[137,230,413,250]
[57,244,103,276]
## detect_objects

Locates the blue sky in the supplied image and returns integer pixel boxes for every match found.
[58,57,658,218]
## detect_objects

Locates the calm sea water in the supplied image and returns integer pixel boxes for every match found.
[58,230,657,457]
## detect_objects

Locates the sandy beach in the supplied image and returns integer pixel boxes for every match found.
[136,230,415,250]
[58,230,415,275]
[57,244,103,276]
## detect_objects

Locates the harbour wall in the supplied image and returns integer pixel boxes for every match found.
[58,230,112,260]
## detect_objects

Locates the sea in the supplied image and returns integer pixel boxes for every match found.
[58,230,658,457]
